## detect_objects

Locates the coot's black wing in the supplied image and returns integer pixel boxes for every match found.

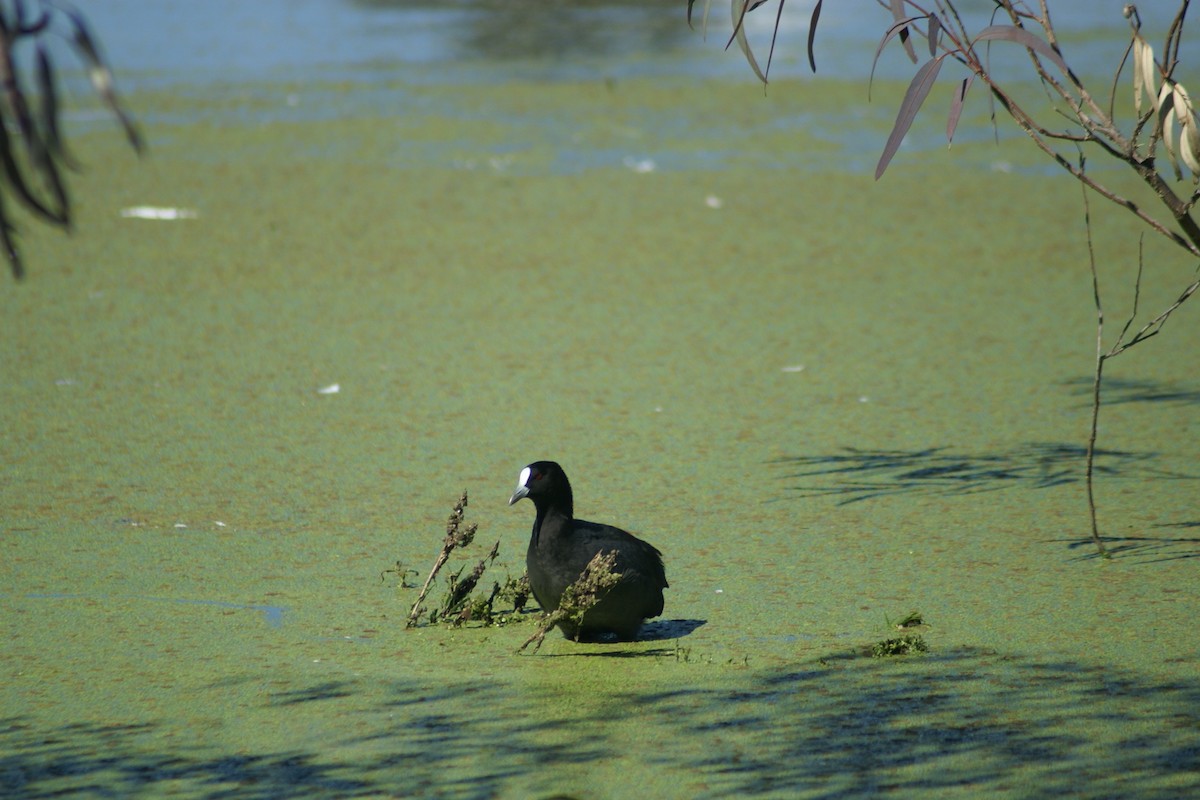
[571,519,668,616]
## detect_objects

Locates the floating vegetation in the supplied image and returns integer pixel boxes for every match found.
[517,550,620,655]
[438,540,500,623]
[398,490,529,630]
[889,610,926,630]
[870,634,929,658]
[380,561,418,588]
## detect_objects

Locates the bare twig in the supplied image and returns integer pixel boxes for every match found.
[406,491,477,627]
[1080,170,1111,558]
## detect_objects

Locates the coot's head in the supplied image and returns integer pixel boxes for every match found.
[509,460,572,512]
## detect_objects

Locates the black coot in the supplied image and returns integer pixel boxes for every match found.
[509,461,667,641]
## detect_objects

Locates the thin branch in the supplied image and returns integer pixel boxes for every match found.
[1079,166,1110,558]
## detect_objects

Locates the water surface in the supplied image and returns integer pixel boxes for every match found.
[3,2,1199,798]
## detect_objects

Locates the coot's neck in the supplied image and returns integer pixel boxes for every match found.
[530,483,573,547]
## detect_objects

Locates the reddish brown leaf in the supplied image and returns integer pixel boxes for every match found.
[927,13,941,57]
[973,25,1068,76]
[888,0,917,63]
[876,56,946,179]
[947,75,974,144]
[870,15,925,99]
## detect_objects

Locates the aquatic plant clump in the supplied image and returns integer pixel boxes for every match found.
[398,490,531,630]
[870,635,929,658]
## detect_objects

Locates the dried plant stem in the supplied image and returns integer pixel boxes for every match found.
[406,491,477,627]
[439,540,500,622]
[516,550,620,655]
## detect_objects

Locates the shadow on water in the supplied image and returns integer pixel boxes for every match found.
[773,443,1200,561]
[770,441,1194,505]
[532,618,708,656]
[1064,376,1200,407]
[1053,526,1200,564]
[639,618,707,641]
[4,647,1199,798]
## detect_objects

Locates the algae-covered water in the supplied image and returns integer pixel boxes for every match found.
[3,4,1200,799]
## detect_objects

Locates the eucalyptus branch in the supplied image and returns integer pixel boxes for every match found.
[1163,0,1190,74]
[706,0,1200,555]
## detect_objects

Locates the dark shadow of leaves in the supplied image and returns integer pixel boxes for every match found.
[1053,524,1200,563]
[1065,376,1200,407]
[771,442,1193,505]
[4,645,1199,798]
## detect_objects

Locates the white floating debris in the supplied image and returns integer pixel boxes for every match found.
[623,156,656,173]
[55,378,76,386]
[714,589,724,594]
[317,383,340,395]
[174,523,187,529]
[705,195,723,209]
[120,206,199,221]
[214,521,227,527]
[654,406,664,413]
[858,396,870,403]
[781,365,805,373]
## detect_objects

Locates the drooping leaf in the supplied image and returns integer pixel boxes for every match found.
[972,25,1068,76]
[62,5,145,153]
[870,16,925,100]
[0,117,66,225]
[727,0,767,84]
[947,74,974,145]
[877,56,946,179]
[1173,84,1200,177]
[1132,34,1157,115]
[1159,91,1183,181]
[34,45,74,222]
[36,44,78,169]
[888,0,917,63]
[763,0,787,81]
[806,0,822,73]
[687,0,714,37]
[927,13,941,58]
